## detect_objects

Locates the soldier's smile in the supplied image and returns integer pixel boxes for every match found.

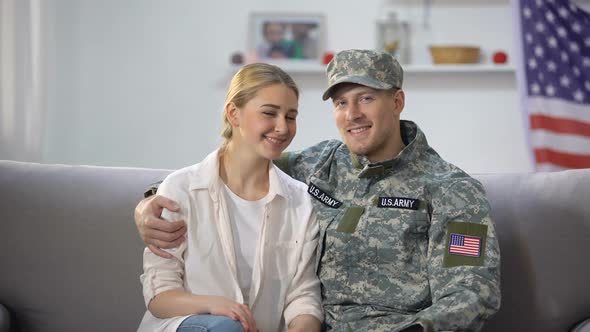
[348,125,371,136]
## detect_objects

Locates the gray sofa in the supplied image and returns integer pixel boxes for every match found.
[0,160,589,332]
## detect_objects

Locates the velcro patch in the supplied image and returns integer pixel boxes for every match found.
[443,222,488,267]
[307,182,342,208]
[377,197,419,210]
[336,206,365,233]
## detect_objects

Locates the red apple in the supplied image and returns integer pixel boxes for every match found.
[323,52,335,65]
[493,51,508,64]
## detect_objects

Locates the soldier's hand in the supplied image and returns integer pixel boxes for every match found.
[134,195,186,258]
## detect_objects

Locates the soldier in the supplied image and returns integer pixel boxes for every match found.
[135,49,501,331]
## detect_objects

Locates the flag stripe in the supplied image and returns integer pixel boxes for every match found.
[534,148,590,168]
[528,98,590,124]
[449,247,480,255]
[450,248,479,254]
[530,130,590,154]
[531,114,590,137]
[452,245,480,250]
[450,248,479,253]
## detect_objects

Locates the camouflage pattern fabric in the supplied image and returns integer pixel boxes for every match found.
[322,49,404,100]
[276,120,501,332]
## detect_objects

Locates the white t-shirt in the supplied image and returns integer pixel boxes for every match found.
[222,183,268,304]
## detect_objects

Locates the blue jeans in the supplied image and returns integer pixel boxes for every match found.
[176,314,244,332]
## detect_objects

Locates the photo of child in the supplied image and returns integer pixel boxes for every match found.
[257,22,296,59]
[251,14,323,62]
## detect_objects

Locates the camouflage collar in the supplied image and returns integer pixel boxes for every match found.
[350,120,426,178]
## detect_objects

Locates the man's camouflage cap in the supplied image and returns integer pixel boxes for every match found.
[322,49,403,100]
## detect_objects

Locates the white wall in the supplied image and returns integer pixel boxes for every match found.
[42,0,534,173]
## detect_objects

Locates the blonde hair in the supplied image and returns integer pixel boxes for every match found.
[221,63,299,145]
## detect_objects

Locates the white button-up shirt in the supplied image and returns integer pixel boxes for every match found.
[138,149,322,332]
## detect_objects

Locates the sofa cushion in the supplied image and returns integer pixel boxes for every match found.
[476,170,590,332]
[572,318,590,332]
[0,161,171,332]
[0,304,9,332]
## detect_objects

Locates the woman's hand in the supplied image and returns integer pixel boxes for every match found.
[207,296,258,332]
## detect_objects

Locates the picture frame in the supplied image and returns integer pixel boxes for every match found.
[248,12,325,64]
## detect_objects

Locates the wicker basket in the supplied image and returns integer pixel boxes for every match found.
[429,46,481,64]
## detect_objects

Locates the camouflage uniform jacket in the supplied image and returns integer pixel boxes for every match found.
[276,120,501,332]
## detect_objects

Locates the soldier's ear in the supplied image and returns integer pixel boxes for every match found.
[392,89,405,116]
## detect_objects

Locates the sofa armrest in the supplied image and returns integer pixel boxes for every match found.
[572,318,590,332]
[0,303,10,332]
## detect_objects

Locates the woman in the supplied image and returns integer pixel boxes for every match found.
[137,63,322,332]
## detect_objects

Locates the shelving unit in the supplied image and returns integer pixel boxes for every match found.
[230,62,324,74]
[231,62,515,75]
[405,63,515,73]
[230,0,518,77]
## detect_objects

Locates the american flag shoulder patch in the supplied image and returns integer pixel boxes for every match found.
[448,233,482,257]
[443,222,487,267]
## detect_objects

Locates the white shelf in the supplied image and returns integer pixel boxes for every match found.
[231,62,325,73]
[231,62,515,74]
[405,63,515,73]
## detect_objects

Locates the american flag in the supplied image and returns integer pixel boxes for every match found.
[448,233,481,257]
[517,0,590,170]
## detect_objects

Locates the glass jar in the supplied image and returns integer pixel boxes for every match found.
[376,11,410,64]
